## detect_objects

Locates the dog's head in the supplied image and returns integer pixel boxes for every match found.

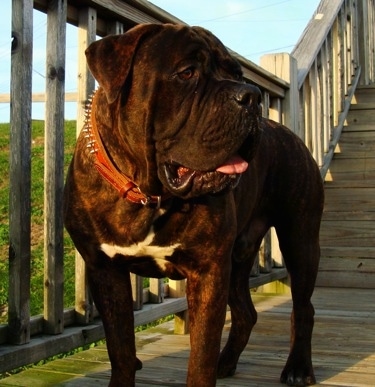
[85,24,262,199]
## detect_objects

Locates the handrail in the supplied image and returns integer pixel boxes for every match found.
[292,0,345,88]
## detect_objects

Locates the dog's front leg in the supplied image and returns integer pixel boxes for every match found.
[185,259,231,387]
[86,256,140,387]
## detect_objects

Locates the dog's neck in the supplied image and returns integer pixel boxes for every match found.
[83,90,167,208]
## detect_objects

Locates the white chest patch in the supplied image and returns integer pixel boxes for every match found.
[100,227,180,270]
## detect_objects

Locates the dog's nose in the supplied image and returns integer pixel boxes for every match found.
[234,84,262,107]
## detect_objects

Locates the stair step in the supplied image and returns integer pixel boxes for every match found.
[331,131,375,153]
[346,109,375,126]
[353,86,375,103]
[320,84,375,288]
[350,102,375,110]
[321,246,375,258]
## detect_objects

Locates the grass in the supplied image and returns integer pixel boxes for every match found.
[0,120,77,321]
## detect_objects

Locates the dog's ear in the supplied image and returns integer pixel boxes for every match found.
[85,24,162,104]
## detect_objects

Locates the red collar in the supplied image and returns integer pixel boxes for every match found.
[83,91,165,207]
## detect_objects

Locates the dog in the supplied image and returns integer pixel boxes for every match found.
[64,23,324,386]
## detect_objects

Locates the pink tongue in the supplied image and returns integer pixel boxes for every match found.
[216,155,248,174]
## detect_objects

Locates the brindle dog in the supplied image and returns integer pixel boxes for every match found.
[64,23,324,386]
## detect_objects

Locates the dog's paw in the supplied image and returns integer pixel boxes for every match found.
[136,357,143,370]
[217,353,237,379]
[280,366,316,386]
[217,364,236,379]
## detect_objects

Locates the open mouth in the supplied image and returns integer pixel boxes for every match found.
[162,155,248,197]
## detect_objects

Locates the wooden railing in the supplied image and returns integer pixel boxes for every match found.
[1,0,374,374]
[261,0,374,178]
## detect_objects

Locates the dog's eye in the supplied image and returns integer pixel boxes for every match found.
[177,67,196,80]
[234,72,243,81]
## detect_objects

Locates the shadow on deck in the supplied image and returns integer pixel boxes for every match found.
[1,287,374,386]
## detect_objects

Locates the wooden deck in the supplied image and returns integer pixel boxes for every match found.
[1,287,374,386]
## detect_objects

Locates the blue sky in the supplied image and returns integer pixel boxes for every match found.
[0,0,320,122]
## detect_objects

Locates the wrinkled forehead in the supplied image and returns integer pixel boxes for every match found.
[136,24,242,75]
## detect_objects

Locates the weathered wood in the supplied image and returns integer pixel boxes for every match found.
[309,59,322,164]
[358,0,371,85]
[353,85,375,103]
[259,231,272,273]
[321,85,375,289]
[43,0,67,335]
[149,278,164,304]
[346,107,375,126]
[74,7,97,325]
[320,220,375,247]
[3,288,375,386]
[260,53,299,136]
[131,274,143,311]
[0,92,78,103]
[292,0,345,88]
[321,39,331,155]
[320,66,361,180]
[321,246,375,258]
[325,158,375,174]
[8,0,34,345]
[168,280,188,334]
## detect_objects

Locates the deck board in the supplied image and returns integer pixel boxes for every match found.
[0,287,374,386]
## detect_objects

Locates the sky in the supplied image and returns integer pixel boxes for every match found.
[0,0,321,122]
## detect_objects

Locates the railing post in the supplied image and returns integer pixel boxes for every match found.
[8,0,33,345]
[260,53,299,137]
[169,280,189,334]
[75,7,97,325]
[43,0,67,335]
[358,0,370,84]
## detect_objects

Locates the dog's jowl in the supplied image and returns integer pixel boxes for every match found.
[64,23,324,387]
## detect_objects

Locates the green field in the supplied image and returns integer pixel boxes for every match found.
[0,121,77,322]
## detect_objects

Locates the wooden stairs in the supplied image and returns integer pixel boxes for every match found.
[317,85,375,288]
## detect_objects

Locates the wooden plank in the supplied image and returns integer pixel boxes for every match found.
[0,91,78,103]
[320,66,361,180]
[349,102,375,110]
[7,0,34,346]
[325,169,375,182]
[259,53,299,134]
[353,87,375,103]
[333,131,375,153]
[320,220,375,247]
[323,187,375,211]
[43,0,67,336]
[3,288,375,386]
[326,157,375,173]
[75,6,97,326]
[323,210,375,221]
[319,256,375,272]
[291,0,345,88]
[324,180,375,188]
[346,108,375,126]
[131,274,143,310]
[0,297,187,374]
[321,39,331,155]
[321,246,375,258]
[316,269,375,288]
[328,150,375,159]
[149,278,164,304]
